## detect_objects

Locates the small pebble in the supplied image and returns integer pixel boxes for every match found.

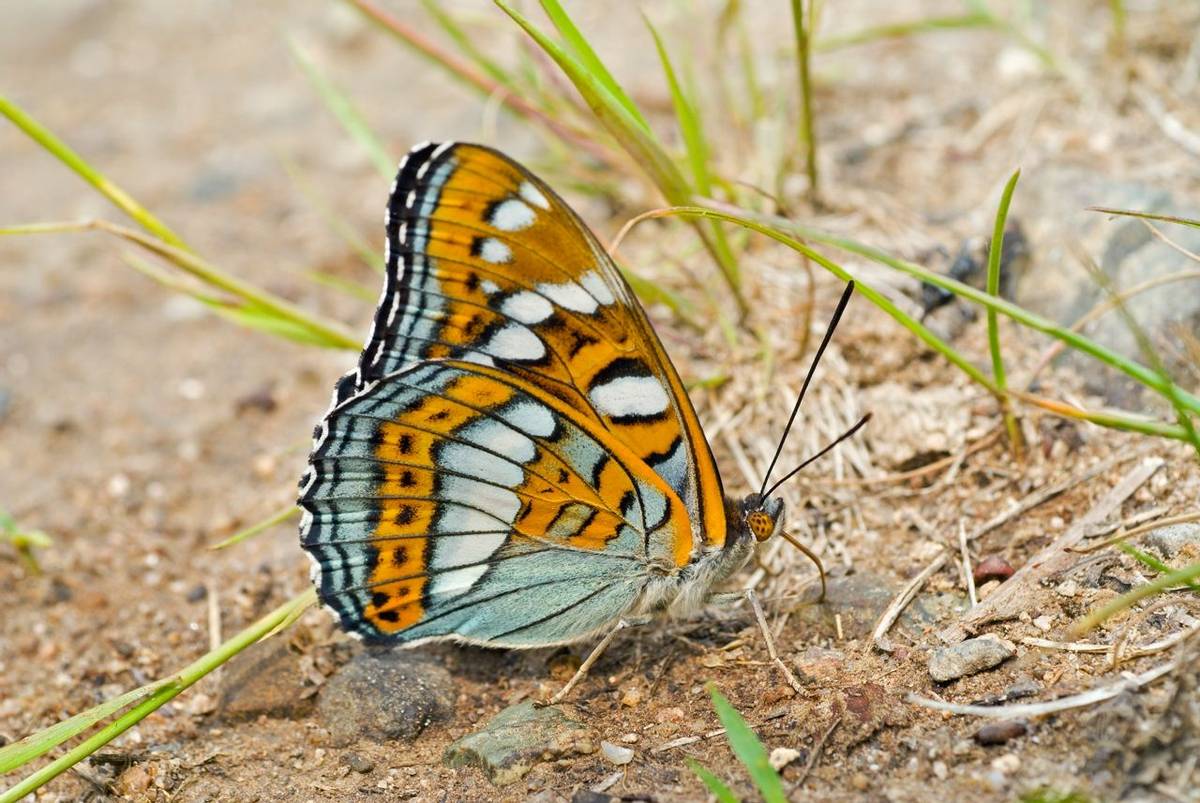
[600,740,634,766]
[1033,614,1053,632]
[1144,523,1200,559]
[768,747,801,771]
[619,733,638,744]
[1056,580,1078,598]
[619,686,644,707]
[975,720,1028,745]
[932,760,948,780]
[344,752,375,773]
[929,635,1016,682]
[973,556,1015,585]
[991,753,1021,774]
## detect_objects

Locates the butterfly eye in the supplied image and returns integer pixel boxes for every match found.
[747,510,775,542]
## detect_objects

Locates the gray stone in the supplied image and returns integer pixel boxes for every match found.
[218,637,316,721]
[790,572,898,639]
[929,635,1016,682]
[444,701,595,786]
[317,649,453,746]
[1016,169,1200,407]
[1143,523,1200,559]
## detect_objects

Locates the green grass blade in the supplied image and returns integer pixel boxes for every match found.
[695,202,1200,416]
[1074,559,1200,635]
[707,684,787,803]
[1118,543,1200,590]
[536,0,652,134]
[686,758,740,803]
[645,16,711,192]
[0,590,317,801]
[1088,206,1200,231]
[816,12,993,50]
[211,506,300,550]
[419,0,515,88]
[289,38,394,179]
[0,681,172,774]
[987,170,1022,452]
[791,0,820,198]
[0,95,187,249]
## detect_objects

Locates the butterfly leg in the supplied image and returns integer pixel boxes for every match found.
[540,615,652,707]
[744,589,805,695]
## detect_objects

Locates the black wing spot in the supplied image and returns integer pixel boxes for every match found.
[399,470,416,488]
[619,491,637,519]
[377,610,400,623]
[395,505,416,526]
[398,433,414,454]
[557,468,569,484]
[391,546,409,567]
[371,591,389,608]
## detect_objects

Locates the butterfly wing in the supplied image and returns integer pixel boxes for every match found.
[300,142,728,646]
[300,359,691,646]
[356,142,727,551]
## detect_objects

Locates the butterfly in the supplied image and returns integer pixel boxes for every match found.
[299,142,864,699]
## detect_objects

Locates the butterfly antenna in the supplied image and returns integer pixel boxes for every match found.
[758,280,856,498]
[762,412,871,499]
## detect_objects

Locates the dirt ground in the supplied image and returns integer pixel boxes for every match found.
[3,2,1200,801]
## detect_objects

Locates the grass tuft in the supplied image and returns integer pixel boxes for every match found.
[987,169,1023,456]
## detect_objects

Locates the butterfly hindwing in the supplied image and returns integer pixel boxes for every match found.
[301,360,690,645]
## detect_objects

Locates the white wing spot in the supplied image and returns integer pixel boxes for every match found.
[519,180,550,210]
[480,279,500,295]
[499,400,556,438]
[430,564,488,597]
[489,198,536,232]
[590,375,670,418]
[487,324,546,362]
[500,291,553,324]
[479,238,512,264]
[537,280,597,314]
[580,270,615,305]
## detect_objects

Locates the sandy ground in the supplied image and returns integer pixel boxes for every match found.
[3,2,1200,801]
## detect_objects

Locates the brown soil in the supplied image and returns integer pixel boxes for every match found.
[3,2,1199,802]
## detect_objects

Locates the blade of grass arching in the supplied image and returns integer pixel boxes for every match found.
[1074,559,1200,636]
[1088,206,1200,231]
[498,1,747,314]
[707,684,787,803]
[0,590,317,802]
[0,95,187,249]
[347,0,615,167]
[1119,542,1200,591]
[0,680,172,775]
[686,758,740,803]
[988,170,1022,454]
[537,0,651,134]
[790,0,820,199]
[5,220,359,350]
[815,12,992,50]
[695,201,1200,416]
[288,38,393,180]
[281,154,383,272]
[419,0,515,88]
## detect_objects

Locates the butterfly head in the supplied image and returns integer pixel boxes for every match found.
[740,493,784,543]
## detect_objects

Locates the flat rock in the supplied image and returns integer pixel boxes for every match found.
[218,637,316,721]
[929,635,1016,682]
[1143,523,1200,559]
[317,649,453,746]
[790,572,898,639]
[444,701,595,786]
